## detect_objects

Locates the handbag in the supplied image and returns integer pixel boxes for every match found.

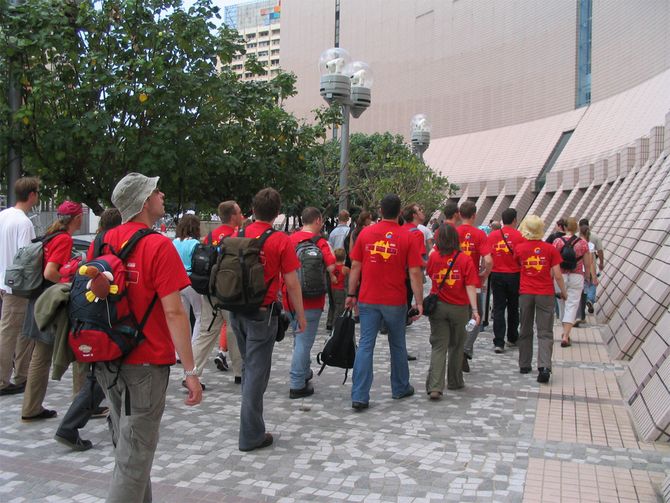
[423,251,460,316]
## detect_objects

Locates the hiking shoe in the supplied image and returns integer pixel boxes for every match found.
[352,401,369,411]
[214,352,229,372]
[55,433,93,451]
[91,406,109,419]
[22,409,57,421]
[429,391,442,400]
[494,346,504,354]
[520,367,532,374]
[586,301,594,314]
[0,382,25,396]
[537,368,551,383]
[507,340,517,348]
[462,354,470,373]
[289,382,314,399]
[239,432,273,452]
[393,385,415,400]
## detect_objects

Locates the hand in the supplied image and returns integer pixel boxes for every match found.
[183,375,203,406]
[472,312,481,326]
[411,303,423,320]
[561,290,568,300]
[592,275,599,286]
[297,313,307,332]
[345,296,357,310]
[329,273,338,284]
[598,262,604,272]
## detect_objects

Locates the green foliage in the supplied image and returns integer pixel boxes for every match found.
[0,0,328,214]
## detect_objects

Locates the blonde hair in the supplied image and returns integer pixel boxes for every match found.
[565,217,578,234]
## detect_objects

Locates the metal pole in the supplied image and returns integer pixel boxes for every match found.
[338,104,350,212]
[7,0,23,207]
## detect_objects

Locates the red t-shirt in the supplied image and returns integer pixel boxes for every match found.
[457,224,491,288]
[44,232,73,270]
[240,222,300,307]
[553,235,590,275]
[351,220,423,305]
[206,224,236,245]
[426,251,478,305]
[282,230,336,311]
[403,222,427,265]
[487,226,525,273]
[514,240,562,295]
[331,263,347,291]
[87,222,190,365]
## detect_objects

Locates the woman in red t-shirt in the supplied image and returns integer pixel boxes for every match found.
[425,224,479,399]
[21,201,83,421]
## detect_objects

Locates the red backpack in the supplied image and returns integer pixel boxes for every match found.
[68,229,158,362]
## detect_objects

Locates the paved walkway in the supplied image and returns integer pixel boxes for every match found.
[1,310,669,502]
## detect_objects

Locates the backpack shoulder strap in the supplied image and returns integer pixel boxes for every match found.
[117,228,158,261]
[256,228,275,249]
[206,231,213,244]
[92,231,107,259]
[37,230,67,245]
[237,227,245,238]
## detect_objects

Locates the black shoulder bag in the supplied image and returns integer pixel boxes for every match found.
[422,251,460,316]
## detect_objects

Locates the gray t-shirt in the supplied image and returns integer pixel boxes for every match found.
[328,224,350,250]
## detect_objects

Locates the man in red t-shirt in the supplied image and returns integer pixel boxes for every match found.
[94,173,202,501]
[457,201,492,367]
[284,207,336,398]
[229,188,306,452]
[192,200,245,385]
[515,215,567,384]
[487,208,525,352]
[345,194,424,410]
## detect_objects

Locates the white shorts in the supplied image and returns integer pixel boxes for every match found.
[556,273,584,324]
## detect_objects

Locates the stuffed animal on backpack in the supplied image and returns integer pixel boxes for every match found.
[78,264,119,303]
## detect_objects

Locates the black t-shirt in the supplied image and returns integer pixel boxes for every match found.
[546,231,565,244]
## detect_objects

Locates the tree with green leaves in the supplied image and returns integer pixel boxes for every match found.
[0,0,328,214]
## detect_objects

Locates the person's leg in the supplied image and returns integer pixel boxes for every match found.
[225,310,243,379]
[463,289,482,358]
[233,310,277,451]
[187,286,202,344]
[383,304,411,398]
[562,274,584,343]
[56,371,106,445]
[536,295,555,370]
[506,273,520,344]
[96,364,169,503]
[518,295,535,370]
[491,273,507,349]
[289,308,322,390]
[21,339,54,418]
[446,304,470,389]
[0,292,32,389]
[351,303,381,405]
[192,300,224,379]
[426,302,449,394]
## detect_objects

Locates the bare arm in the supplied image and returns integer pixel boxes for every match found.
[408,266,424,317]
[162,291,202,406]
[481,254,493,281]
[44,262,61,283]
[283,270,306,331]
[465,285,481,325]
[597,249,604,271]
[344,260,362,310]
[551,265,568,299]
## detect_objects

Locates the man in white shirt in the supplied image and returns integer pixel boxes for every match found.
[328,210,350,250]
[0,177,39,395]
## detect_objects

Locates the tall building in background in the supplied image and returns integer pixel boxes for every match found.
[224,0,281,82]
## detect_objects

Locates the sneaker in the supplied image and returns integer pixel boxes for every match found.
[429,391,442,400]
[507,340,517,348]
[55,432,93,451]
[537,367,551,383]
[289,382,314,399]
[352,401,369,411]
[392,385,415,400]
[234,376,242,384]
[214,352,229,372]
[494,346,504,354]
[586,301,594,314]
[239,432,273,452]
[22,409,57,422]
[407,354,417,361]
[91,406,109,419]
[462,355,470,373]
[0,382,25,396]
[520,367,532,374]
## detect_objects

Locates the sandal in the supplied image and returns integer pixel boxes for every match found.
[560,337,571,348]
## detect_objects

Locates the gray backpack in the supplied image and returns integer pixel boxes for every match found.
[4,232,65,298]
[295,236,327,298]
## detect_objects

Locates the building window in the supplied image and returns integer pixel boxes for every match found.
[271,29,280,35]
[271,49,280,55]
[258,50,268,57]
[247,42,257,48]
[271,59,279,66]
[259,30,269,37]
[576,0,592,108]
[272,38,280,46]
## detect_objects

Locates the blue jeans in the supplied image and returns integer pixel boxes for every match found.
[351,303,411,404]
[289,308,322,389]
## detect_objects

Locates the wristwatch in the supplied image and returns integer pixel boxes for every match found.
[183,366,199,378]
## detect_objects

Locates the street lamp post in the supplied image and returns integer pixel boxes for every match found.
[410,113,431,162]
[319,48,373,212]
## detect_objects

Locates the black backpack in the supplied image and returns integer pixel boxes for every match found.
[559,235,582,271]
[210,227,275,313]
[190,232,219,295]
[295,235,327,298]
[317,308,357,383]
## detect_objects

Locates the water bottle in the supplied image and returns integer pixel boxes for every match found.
[465,319,477,333]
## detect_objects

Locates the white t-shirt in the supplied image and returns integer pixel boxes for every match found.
[0,207,36,293]
[417,224,433,247]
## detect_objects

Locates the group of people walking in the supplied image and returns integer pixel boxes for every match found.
[0,173,604,502]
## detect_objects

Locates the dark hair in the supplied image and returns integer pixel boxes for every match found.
[501,208,517,225]
[302,207,322,225]
[435,223,460,255]
[556,218,567,230]
[98,208,121,231]
[380,194,401,219]
[218,201,239,224]
[14,176,40,202]
[334,247,346,261]
[176,214,201,240]
[579,218,589,227]
[253,188,281,221]
[337,209,350,222]
[444,201,459,220]
[401,204,419,223]
[459,201,476,219]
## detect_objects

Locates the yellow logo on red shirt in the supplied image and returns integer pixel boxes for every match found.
[523,248,545,272]
[435,261,458,286]
[493,239,510,254]
[366,240,398,261]
[460,240,473,256]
